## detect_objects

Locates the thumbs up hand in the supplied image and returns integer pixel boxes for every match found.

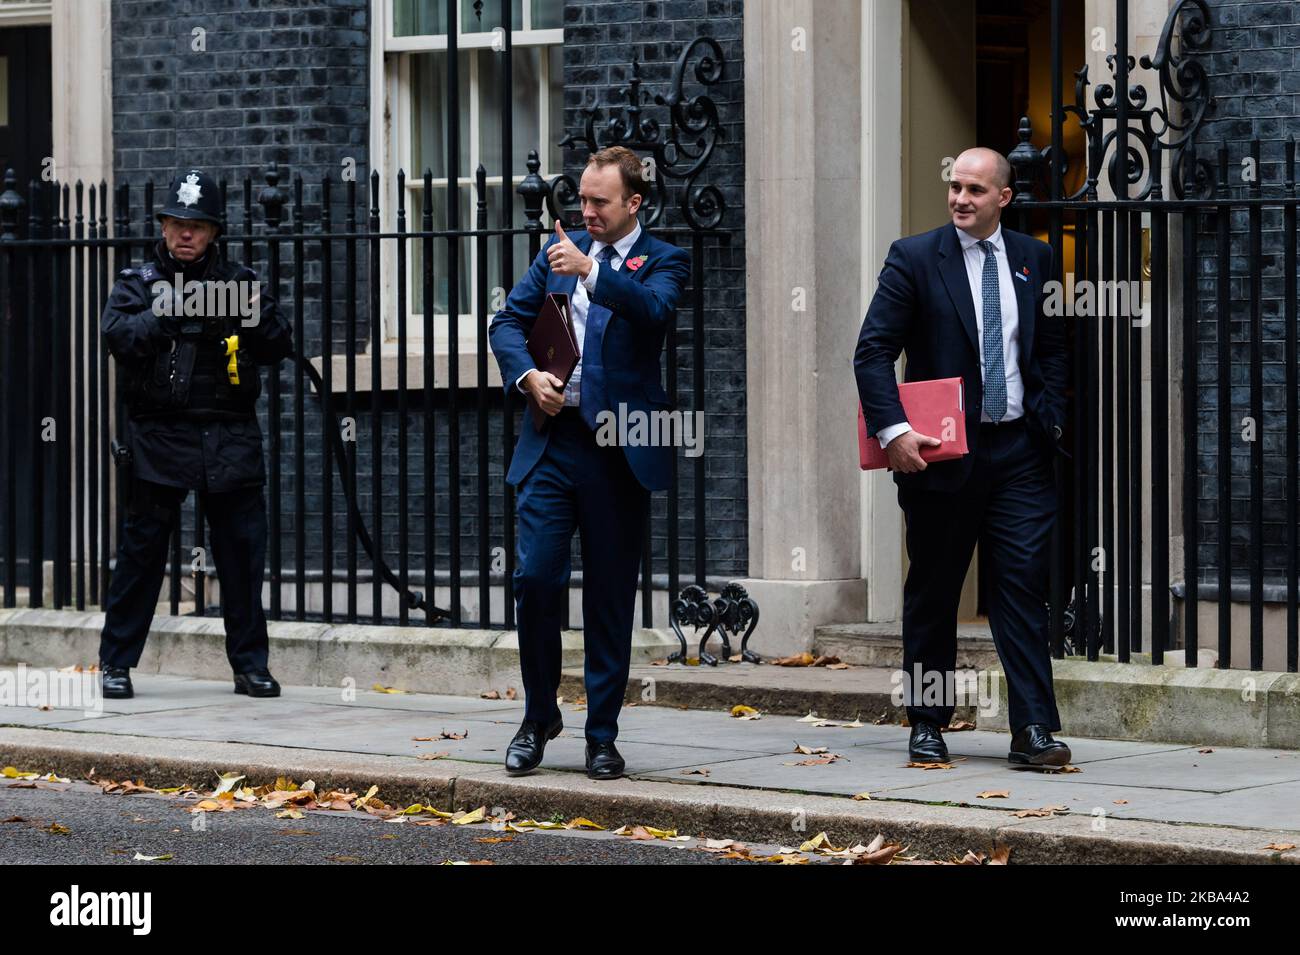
[547,219,594,279]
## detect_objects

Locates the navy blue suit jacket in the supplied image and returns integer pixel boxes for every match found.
[854,222,1067,493]
[489,225,691,491]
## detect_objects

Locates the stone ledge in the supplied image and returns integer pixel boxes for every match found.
[0,607,677,699]
[980,658,1300,749]
[2,726,1294,865]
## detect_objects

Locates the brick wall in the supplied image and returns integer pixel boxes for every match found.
[563,0,748,579]
[1193,0,1297,587]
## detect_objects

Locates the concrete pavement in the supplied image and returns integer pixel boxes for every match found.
[2,669,1299,863]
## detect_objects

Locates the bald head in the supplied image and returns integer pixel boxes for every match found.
[948,147,1013,239]
[956,148,1012,189]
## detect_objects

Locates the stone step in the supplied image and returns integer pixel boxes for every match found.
[560,661,981,726]
[814,621,1001,669]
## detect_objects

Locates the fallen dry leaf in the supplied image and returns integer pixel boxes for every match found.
[612,824,683,841]
[906,761,955,770]
[1012,805,1070,819]
[976,790,1010,799]
[771,652,816,667]
[700,839,737,852]
[799,832,845,853]
[852,834,905,865]
[788,754,846,766]
[450,806,487,825]
[1263,843,1296,851]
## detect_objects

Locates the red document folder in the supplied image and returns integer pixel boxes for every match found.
[858,376,969,470]
[524,292,580,430]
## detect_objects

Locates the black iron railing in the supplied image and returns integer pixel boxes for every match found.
[0,29,741,635]
[1008,0,1298,672]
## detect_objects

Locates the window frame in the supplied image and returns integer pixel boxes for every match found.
[368,0,563,374]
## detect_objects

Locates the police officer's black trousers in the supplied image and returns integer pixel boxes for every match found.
[98,477,271,673]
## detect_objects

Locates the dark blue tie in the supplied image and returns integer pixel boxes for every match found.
[578,244,619,429]
[977,239,1007,423]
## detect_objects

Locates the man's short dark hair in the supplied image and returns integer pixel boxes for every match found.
[586,146,651,202]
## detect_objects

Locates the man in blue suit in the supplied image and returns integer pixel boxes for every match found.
[854,147,1073,768]
[489,145,690,779]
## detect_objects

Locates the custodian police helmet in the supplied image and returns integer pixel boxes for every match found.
[156,168,224,229]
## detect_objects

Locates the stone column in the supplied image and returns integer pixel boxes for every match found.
[740,0,901,654]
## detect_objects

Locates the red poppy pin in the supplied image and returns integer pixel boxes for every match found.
[626,255,647,272]
[1015,264,1030,283]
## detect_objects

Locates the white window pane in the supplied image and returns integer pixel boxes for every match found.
[478,47,540,179]
[484,183,532,298]
[462,0,522,33]
[393,0,450,37]
[532,0,562,30]
[547,45,564,175]
[411,52,470,179]
[409,185,470,316]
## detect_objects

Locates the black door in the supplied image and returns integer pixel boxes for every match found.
[0,26,53,190]
[0,26,52,592]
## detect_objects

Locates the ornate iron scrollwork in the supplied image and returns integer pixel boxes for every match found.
[546,36,727,231]
[705,582,760,666]
[1012,0,1215,203]
[669,584,716,664]
[668,582,761,666]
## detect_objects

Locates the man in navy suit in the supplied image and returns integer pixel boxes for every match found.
[854,147,1073,768]
[489,145,690,779]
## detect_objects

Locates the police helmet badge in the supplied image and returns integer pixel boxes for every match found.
[176,173,202,208]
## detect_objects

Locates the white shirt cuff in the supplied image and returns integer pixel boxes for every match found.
[515,369,534,394]
[582,258,600,292]
[876,421,912,449]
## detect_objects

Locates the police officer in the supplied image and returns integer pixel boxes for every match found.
[98,168,293,699]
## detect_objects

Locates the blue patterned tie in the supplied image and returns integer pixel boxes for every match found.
[577,244,619,426]
[977,239,1007,423]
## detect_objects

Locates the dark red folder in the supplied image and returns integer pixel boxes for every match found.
[858,376,968,470]
[524,292,580,430]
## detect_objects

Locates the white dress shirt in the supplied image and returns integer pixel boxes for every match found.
[877,222,1023,449]
[515,220,643,406]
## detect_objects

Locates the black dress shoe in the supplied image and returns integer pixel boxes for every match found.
[504,716,563,776]
[233,669,281,698]
[908,721,949,762]
[101,666,133,700]
[1009,724,1072,767]
[585,740,625,780]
